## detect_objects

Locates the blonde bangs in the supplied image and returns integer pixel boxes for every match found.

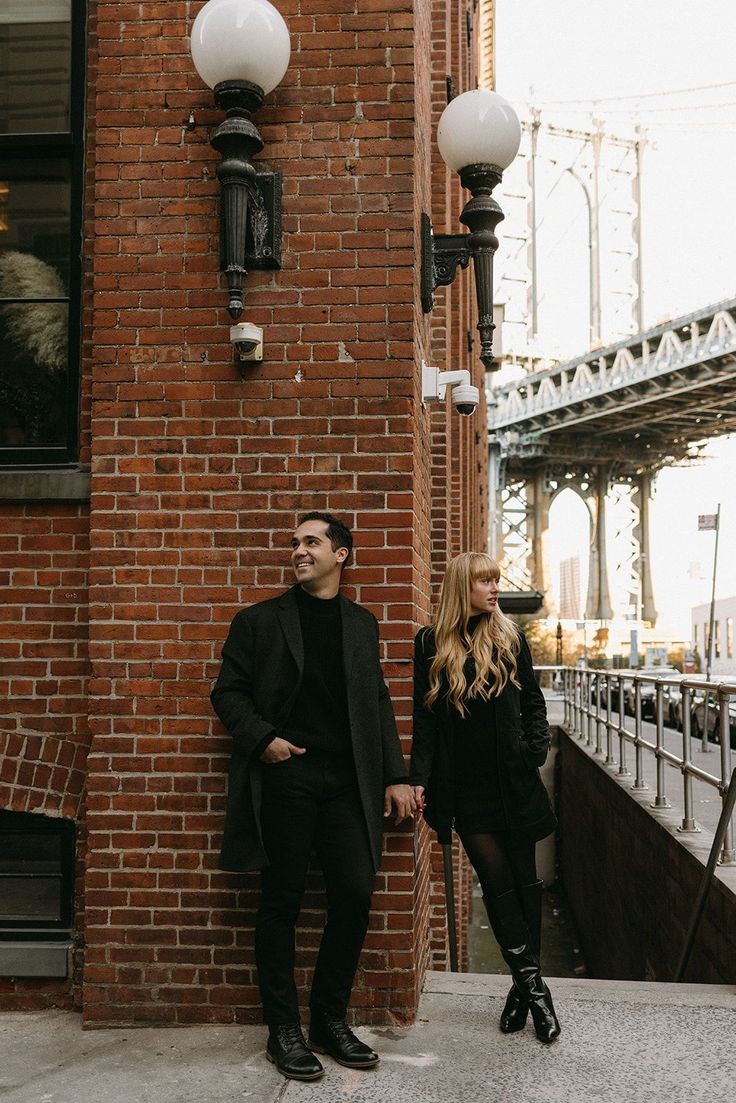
[468,553,500,583]
[425,552,521,715]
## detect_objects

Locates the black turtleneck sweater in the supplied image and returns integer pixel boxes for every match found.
[282,586,351,755]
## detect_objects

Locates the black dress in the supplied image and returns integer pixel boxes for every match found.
[450,686,507,834]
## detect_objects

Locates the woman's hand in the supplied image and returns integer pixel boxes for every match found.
[412,785,426,812]
[384,784,416,825]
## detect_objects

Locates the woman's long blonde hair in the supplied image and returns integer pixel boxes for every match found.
[425,552,520,714]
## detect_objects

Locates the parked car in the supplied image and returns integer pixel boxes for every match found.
[622,667,681,719]
[588,670,635,713]
[661,674,685,728]
[690,694,736,748]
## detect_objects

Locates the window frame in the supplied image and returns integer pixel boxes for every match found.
[0,810,75,941]
[0,0,86,467]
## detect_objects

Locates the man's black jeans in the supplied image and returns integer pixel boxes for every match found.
[255,750,375,1027]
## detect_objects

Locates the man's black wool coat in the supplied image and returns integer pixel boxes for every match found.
[211,585,406,872]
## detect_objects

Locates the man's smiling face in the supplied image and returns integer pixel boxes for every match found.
[290,519,347,592]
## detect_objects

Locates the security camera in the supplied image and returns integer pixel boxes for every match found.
[230,321,263,363]
[421,362,480,417]
[451,383,479,417]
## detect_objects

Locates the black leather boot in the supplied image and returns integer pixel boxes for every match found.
[266,1022,325,1080]
[485,888,560,1044]
[308,1010,379,1068]
[496,880,543,1034]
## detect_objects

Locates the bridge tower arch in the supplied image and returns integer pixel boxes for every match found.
[490,446,613,622]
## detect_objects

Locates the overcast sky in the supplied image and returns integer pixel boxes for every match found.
[495,0,736,641]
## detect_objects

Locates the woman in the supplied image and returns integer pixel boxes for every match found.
[410,552,560,1044]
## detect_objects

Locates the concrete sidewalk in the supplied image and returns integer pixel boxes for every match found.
[2,972,734,1103]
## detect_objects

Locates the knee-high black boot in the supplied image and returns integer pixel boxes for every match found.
[484,888,560,1044]
[497,880,543,1034]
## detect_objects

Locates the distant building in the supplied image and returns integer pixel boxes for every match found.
[691,596,736,676]
[560,555,582,620]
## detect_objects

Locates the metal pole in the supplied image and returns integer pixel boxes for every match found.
[633,680,648,790]
[595,672,603,756]
[703,504,721,748]
[528,109,541,339]
[633,126,645,332]
[618,676,630,776]
[680,687,700,833]
[442,843,458,972]
[487,440,501,560]
[590,120,603,345]
[674,769,736,981]
[653,682,670,808]
[719,692,735,864]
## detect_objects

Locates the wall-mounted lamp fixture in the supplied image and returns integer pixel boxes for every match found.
[190,0,290,320]
[421,89,521,370]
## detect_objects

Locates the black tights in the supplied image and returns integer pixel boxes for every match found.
[458,831,537,901]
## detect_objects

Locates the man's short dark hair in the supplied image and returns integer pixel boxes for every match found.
[298,511,353,563]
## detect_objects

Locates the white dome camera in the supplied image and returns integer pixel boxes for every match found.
[421,362,480,418]
[230,321,263,362]
[451,383,480,417]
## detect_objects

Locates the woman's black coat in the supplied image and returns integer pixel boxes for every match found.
[410,627,555,844]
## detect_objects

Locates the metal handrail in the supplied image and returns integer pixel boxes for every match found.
[537,665,736,865]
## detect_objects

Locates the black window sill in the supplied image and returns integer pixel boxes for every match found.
[0,467,90,503]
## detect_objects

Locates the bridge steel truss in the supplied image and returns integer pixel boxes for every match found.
[488,298,736,621]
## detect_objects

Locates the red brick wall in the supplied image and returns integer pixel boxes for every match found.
[0,0,99,1012]
[1,0,492,1021]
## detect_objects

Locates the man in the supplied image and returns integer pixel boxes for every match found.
[211,512,414,1081]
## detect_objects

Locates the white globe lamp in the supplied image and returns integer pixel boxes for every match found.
[188,0,292,321]
[422,90,522,371]
[191,0,291,95]
[437,90,521,173]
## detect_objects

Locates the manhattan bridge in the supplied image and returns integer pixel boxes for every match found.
[488,115,736,627]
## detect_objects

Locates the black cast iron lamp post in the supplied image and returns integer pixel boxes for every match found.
[421,89,521,371]
[190,0,290,320]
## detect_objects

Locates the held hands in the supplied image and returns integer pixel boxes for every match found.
[260,737,306,764]
[383,783,417,825]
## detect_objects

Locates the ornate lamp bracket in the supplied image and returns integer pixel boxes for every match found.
[420,212,471,313]
[211,81,283,319]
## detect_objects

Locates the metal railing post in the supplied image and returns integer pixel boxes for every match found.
[618,676,630,776]
[576,667,582,735]
[679,686,700,833]
[594,672,603,755]
[701,691,711,754]
[633,679,648,789]
[675,769,736,980]
[605,677,614,764]
[719,690,735,864]
[585,670,593,747]
[653,681,670,808]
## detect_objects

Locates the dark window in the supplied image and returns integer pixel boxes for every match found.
[0,1,85,465]
[0,810,75,940]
